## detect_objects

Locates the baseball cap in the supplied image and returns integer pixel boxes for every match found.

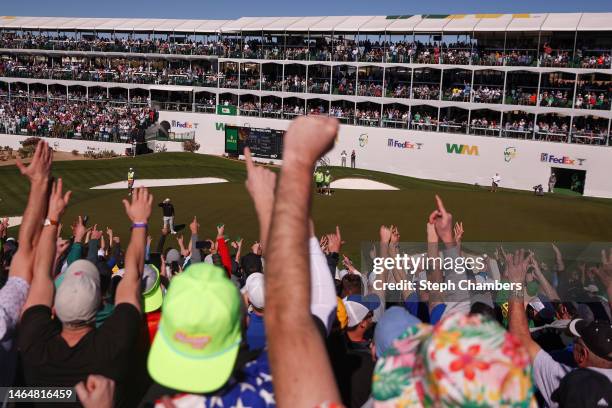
[374,306,421,357]
[165,249,180,264]
[342,300,370,328]
[241,272,264,309]
[54,259,101,325]
[148,263,242,393]
[551,368,612,407]
[568,319,612,361]
[142,264,163,313]
[347,294,381,312]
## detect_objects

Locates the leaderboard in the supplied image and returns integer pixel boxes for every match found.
[225,125,284,159]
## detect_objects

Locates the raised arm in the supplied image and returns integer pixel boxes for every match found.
[10,140,52,284]
[114,187,153,312]
[265,116,340,407]
[425,221,444,313]
[507,249,541,361]
[23,178,71,310]
[244,147,276,253]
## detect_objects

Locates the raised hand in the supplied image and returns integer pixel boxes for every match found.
[505,249,530,284]
[216,223,225,239]
[283,116,339,169]
[15,140,52,184]
[245,147,277,212]
[430,195,454,244]
[189,216,200,234]
[122,187,153,223]
[90,224,103,241]
[47,178,71,221]
[453,221,464,243]
[326,226,344,254]
[593,248,612,288]
[379,225,392,244]
[72,216,87,243]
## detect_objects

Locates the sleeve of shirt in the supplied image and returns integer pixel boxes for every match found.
[533,349,573,408]
[98,303,143,352]
[66,242,83,265]
[86,239,99,263]
[190,233,202,263]
[217,237,232,278]
[309,237,338,333]
[0,277,30,342]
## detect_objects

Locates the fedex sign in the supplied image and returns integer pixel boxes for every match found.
[540,153,586,166]
[387,139,423,150]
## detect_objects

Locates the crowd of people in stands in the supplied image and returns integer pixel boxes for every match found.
[472,86,503,104]
[2,31,610,67]
[0,56,219,87]
[0,100,155,141]
[5,124,609,407]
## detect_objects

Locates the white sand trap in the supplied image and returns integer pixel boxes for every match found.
[1,216,23,228]
[330,178,398,191]
[91,177,228,190]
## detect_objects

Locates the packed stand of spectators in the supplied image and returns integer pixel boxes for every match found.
[539,90,573,108]
[506,88,538,106]
[410,110,439,130]
[0,56,218,87]
[472,86,503,104]
[503,117,535,138]
[239,101,260,116]
[282,75,306,93]
[382,108,410,128]
[1,31,610,68]
[575,92,610,111]
[444,82,472,102]
[411,84,440,100]
[2,131,612,408]
[329,106,355,121]
[0,100,155,141]
[536,119,570,142]
[354,108,381,126]
[470,116,500,135]
[570,122,609,145]
[357,82,383,97]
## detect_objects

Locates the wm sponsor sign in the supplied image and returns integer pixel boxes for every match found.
[446,143,479,156]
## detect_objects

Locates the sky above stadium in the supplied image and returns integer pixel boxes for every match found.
[2,0,611,19]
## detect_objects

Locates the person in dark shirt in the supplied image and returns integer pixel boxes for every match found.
[17,185,153,407]
[158,198,176,234]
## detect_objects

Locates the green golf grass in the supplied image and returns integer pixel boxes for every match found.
[1,152,612,262]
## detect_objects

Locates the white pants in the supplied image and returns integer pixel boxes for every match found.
[163,216,175,232]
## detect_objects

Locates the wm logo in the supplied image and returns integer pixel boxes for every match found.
[446,143,479,156]
[215,122,225,131]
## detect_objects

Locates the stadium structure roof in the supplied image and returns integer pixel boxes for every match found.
[0,13,611,32]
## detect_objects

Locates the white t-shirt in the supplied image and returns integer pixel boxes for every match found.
[492,175,501,184]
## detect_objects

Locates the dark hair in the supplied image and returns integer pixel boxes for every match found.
[341,274,363,297]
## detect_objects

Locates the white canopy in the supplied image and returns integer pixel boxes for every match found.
[0,13,610,33]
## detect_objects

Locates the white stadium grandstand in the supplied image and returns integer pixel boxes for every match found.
[0,13,611,196]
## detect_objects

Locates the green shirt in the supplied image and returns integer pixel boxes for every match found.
[315,172,324,183]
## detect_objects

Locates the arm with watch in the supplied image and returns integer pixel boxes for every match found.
[506,249,542,361]
[23,178,72,310]
[114,187,153,313]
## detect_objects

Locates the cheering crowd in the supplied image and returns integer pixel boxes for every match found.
[2,121,609,407]
[0,100,156,141]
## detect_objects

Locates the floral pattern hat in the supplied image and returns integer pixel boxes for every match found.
[373,313,536,407]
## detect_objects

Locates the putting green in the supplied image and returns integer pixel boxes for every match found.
[2,152,612,263]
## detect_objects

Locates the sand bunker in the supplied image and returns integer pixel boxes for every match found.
[91,177,228,190]
[330,178,398,191]
[1,216,23,228]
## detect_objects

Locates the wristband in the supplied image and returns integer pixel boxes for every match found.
[132,222,148,229]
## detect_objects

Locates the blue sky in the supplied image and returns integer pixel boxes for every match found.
[2,0,611,19]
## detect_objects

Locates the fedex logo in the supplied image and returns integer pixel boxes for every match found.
[171,120,199,129]
[388,139,423,149]
[540,153,586,166]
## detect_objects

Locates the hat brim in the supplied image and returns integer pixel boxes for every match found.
[143,285,163,313]
[147,325,240,393]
